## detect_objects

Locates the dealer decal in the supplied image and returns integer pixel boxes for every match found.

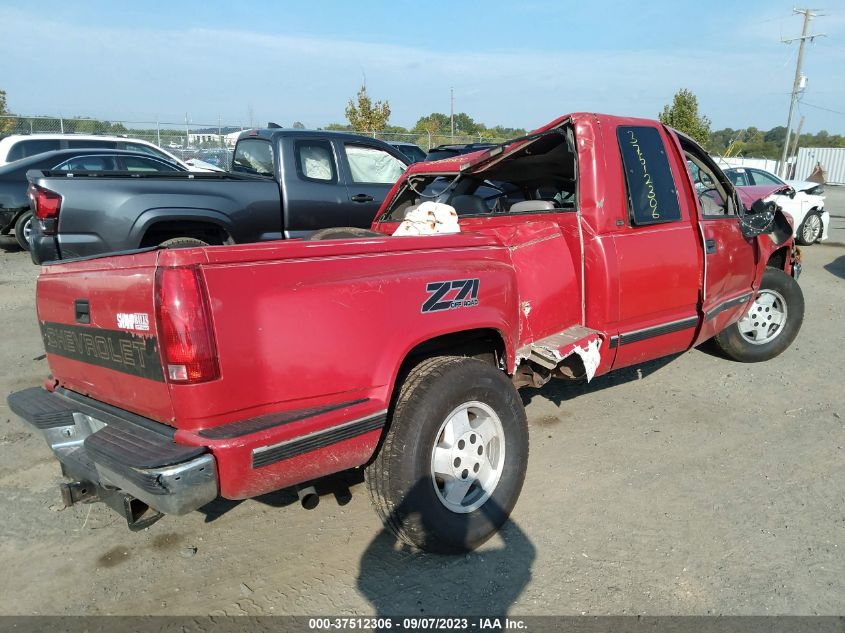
[117,312,150,332]
[422,279,480,313]
[40,321,164,382]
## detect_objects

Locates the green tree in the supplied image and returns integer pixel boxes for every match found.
[325,122,354,131]
[412,113,449,135]
[452,112,479,135]
[292,121,305,129]
[659,89,711,146]
[0,89,13,134]
[763,126,786,143]
[345,85,391,133]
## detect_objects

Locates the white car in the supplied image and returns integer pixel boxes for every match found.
[725,167,828,245]
[0,134,222,173]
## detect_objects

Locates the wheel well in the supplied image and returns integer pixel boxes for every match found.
[401,328,505,370]
[392,328,507,405]
[140,221,231,247]
[369,328,508,466]
[767,246,789,271]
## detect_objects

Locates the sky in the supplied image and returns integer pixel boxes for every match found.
[2,0,845,133]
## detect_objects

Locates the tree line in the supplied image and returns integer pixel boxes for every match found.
[3,85,843,158]
[339,85,845,158]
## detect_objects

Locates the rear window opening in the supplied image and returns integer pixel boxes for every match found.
[379,127,577,222]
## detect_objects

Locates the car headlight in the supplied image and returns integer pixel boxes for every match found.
[806,185,824,196]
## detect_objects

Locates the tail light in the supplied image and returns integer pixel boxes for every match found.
[155,267,220,384]
[28,184,62,234]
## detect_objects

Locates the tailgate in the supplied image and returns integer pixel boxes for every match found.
[36,250,175,424]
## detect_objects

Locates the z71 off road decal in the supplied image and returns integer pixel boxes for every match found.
[422,279,480,313]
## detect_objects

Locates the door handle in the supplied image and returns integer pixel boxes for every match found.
[74,299,90,324]
[705,238,717,254]
[351,194,374,203]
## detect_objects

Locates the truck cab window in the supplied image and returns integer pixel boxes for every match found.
[679,135,737,218]
[295,141,336,182]
[617,126,682,226]
[344,144,405,184]
[232,139,275,177]
[686,154,731,217]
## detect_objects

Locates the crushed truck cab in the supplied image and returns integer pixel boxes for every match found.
[9,113,804,552]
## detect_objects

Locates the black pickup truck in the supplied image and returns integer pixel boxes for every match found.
[27,129,408,263]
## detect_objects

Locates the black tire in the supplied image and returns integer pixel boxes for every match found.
[713,267,804,363]
[306,227,383,241]
[796,211,823,246]
[158,237,209,249]
[14,211,32,251]
[365,356,528,553]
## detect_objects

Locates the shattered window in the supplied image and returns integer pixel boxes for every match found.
[344,144,406,184]
[617,126,681,226]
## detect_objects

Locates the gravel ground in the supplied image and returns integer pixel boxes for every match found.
[0,191,843,616]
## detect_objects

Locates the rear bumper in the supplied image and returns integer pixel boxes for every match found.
[7,387,218,516]
[29,228,114,264]
[29,234,59,264]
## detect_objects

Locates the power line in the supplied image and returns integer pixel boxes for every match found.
[800,102,845,116]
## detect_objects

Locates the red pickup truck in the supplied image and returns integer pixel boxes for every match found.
[8,113,803,553]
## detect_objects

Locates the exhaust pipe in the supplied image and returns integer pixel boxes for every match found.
[296,484,319,510]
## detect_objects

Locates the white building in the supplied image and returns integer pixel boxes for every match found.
[187,132,224,146]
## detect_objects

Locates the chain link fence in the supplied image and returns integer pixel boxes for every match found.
[0,115,245,168]
[365,130,509,150]
[0,115,512,168]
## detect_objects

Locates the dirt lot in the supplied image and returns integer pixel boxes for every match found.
[1,194,843,616]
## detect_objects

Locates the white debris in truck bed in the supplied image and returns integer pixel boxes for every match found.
[392,201,460,236]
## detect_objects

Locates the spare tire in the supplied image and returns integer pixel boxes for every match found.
[158,237,209,249]
[305,227,384,241]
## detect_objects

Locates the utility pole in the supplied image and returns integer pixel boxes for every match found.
[450,87,454,141]
[779,8,824,177]
[789,115,805,170]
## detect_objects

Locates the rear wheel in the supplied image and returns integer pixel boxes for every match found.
[713,267,804,362]
[158,237,209,249]
[365,356,528,553]
[14,212,33,250]
[796,211,822,245]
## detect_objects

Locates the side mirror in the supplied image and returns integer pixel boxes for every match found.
[750,198,773,214]
[740,199,776,238]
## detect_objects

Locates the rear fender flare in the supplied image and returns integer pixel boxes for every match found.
[130,208,235,247]
[386,323,514,398]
